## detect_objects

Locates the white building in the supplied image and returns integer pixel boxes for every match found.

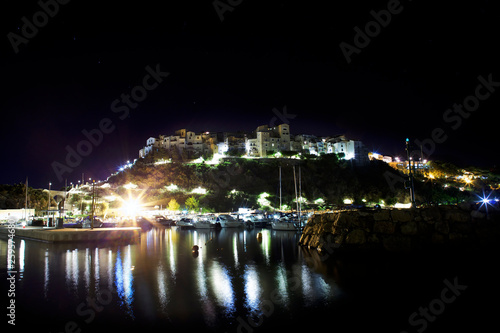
[329,137,369,165]
[246,123,291,157]
[139,124,369,165]
[139,129,218,159]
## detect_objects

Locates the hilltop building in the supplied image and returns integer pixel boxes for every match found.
[139,123,369,165]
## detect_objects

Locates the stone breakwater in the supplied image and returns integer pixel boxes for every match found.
[299,205,500,252]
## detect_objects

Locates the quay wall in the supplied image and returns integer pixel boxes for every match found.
[0,227,141,243]
[299,205,500,252]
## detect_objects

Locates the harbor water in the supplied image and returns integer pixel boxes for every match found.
[1,227,498,332]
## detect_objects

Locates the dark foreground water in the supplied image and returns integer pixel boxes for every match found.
[1,227,499,333]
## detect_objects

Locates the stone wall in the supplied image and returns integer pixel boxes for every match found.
[299,205,500,252]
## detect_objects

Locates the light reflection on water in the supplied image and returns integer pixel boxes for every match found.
[0,228,338,330]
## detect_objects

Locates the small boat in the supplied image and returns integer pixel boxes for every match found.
[64,217,103,228]
[155,216,175,227]
[214,215,245,228]
[193,220,212,229]
[176,218,195,229]
[271,220,299,231]
[243,214,270,228]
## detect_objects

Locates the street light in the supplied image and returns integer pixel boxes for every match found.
[91,180,95,229]
[405,139,416,207]
[47,182,51,226]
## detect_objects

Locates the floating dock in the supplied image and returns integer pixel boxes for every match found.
[0,226,141,243]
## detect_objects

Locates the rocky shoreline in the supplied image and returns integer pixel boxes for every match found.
[299,205,500,252]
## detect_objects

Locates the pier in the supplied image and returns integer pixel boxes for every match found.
[0,226,141,243]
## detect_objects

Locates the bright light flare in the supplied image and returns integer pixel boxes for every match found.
[123,182,138,190]
[191,187,207,195]
[122,198,142,217]
[394,203,412,209]
[476,191,495,213]
[113,186,149,217]
[258,192,272,208]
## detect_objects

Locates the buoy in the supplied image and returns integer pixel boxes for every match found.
[257,232,262,242]
[192,245,199,252]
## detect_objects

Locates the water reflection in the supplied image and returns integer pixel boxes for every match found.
[94,247,100,291]
[157,263,168,312]
[2,227,341,330]
[19,239,25,276]
[65,249,79,294]
[275,262,290,307]
[115,246,135,318]
[84,248,90,290]
[210,260,235,315]
[244,264,261,312]
[233,233,239,268]
[260,229,271,265]
[44,249,49,299]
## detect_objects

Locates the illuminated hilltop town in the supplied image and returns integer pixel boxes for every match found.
[139,123,371,165]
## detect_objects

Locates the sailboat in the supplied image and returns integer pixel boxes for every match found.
[20,177,31,227]
[271,166,301,231]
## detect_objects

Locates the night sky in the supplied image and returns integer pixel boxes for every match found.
[1,0,499,189]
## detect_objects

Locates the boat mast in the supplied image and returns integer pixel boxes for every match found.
[279,166,282,211]
[293,166,299,215]
[25,177,28,222]
[299,166,302,226]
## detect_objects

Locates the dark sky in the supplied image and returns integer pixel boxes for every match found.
[1,0,499,189]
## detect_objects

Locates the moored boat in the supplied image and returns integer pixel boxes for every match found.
[271,220,299,231]
[193,220,212,229]
[176,218,195,229]
[213,214,245,228]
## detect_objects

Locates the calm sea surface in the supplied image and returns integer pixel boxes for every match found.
[1,227,498,332]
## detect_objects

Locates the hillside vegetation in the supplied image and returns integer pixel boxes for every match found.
[103,153,492,212]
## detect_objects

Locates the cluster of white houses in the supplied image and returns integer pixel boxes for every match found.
[139,123,370,165]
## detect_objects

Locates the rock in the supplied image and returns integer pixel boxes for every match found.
[327,212,339,222]
[421,207,441,222]
[367,233,381,245]
[451,222,473,234]
[449,233,467,243]
[471,210,486,219]
[391,209,412,222]
[299,234,308,245]
[434,220,450,234]
[373,210,390,221]
[334,212,356,229]
[417,221,433,234]
[382,235,412,251]
[444,208,469,223]
[298,206,498,251]
[431,232,446,244]
[345,229,366,245]
[373,221,395,234]
[401,221,418,235]
[459,202,473,211]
